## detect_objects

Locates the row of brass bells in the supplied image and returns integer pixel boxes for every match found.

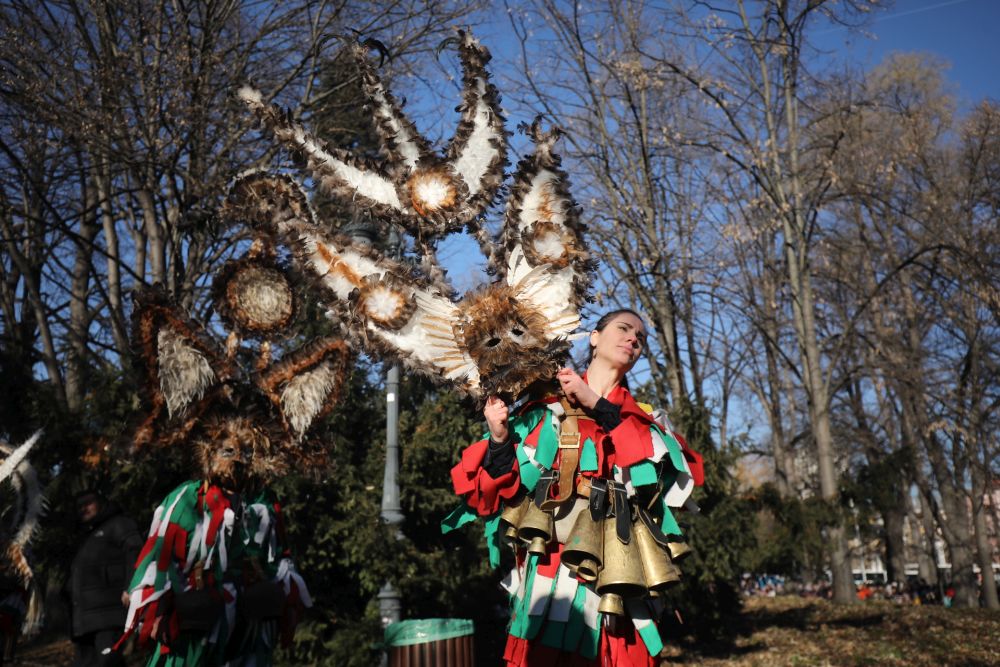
[503,494,691,615]
[595,514,684,615]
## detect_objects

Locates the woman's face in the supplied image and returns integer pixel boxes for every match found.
[590,312,646,370]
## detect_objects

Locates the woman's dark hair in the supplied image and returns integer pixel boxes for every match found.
[592,308,643,335]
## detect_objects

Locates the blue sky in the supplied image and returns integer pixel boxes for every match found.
[812,0,998,105]
[430,0,999,283]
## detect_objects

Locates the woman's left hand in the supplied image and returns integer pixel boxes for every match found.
[557,367,600,409]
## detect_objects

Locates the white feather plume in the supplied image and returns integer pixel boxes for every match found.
[453,81,501,196]
[520,172,566,227]
[372,90,422,171]
[508,247,579,339]
[157,329,216,417]
[8,458,44,564]
[1,431,46,635]
[238,86,403,210]
[0,430,40,484]
[281,362,337,437]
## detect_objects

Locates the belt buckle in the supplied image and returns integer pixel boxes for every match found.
[558,431,580,448]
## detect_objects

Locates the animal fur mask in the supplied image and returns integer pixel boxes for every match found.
[233,30,593,401]
[131,286,350,482]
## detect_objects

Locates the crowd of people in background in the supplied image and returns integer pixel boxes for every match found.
[739,573,967,607]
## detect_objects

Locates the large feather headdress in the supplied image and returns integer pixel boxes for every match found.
[233,30,592,401]
[131,237,351,482]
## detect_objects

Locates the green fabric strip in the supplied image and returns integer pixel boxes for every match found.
[659,498,682,536]
[508,554,538,638]
[524,575,555,640]
[560,584,588,653]
[579,613,601,660]
[580,438,598,472]
[657,428,688,473]
[637,620,664,656]
[512,408,545,443]
[515,446,541,491]
[627,598,664,656]
[539,619,567,648]
[629,460,658,487]
[534,416,558,469]
[512,408,547,490]
[484,513,502,568]
[440,503,479,534]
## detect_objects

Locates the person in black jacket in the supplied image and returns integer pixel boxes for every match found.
[68,489,143,667]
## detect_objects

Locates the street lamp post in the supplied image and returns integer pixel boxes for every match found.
[342,219,404,631]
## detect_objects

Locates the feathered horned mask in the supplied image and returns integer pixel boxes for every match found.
[131,238,350,486]
[232,30,592,401]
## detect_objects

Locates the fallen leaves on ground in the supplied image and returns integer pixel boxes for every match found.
[663,595,1000,666]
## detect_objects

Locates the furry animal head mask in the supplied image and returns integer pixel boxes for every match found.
[131,271,350,484]
[233,30,593,401]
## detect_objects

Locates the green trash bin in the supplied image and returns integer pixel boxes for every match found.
[384,618,475,667]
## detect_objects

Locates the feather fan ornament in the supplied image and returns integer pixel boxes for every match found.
[233,31,592,402]
[237,29,507,239]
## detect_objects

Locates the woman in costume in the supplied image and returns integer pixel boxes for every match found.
[450,309,703,666]
[231,29,703,665]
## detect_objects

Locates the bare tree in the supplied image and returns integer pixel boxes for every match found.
[627,0,882,603]
[825,54,1000,608]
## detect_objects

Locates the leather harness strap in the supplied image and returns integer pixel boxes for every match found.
[538,399,590,511]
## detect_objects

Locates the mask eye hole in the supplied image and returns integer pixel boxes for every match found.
[511,328,524,337]
[486,337,501,348]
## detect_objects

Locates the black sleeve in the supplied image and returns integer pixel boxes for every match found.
[117,517,145,581]
[588,397,623,432]
[483,435,517,478]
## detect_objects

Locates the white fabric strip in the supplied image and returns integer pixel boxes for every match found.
[664,472,694,507]
[528,573,554,617]
[546,564,579,623]
[582,586,601,630]
[500,566,522,597]
[249,503,271,545]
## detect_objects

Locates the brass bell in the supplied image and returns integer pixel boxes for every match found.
[597,592,625,616]
[668,540,693,562]
[595,516,646,608]
[634,519,681,591]
[560,510,604,582]
[499,492,530,543]
[516,500,554,555]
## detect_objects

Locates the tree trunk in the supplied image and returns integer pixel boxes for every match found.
[94,168,130,358]
[65,162,99,413]
[972,470,1000,609]
[916,489,940,587]
[137,187,165,285]
[883,499,908,585]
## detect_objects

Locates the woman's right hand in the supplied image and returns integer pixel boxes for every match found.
[484,396,510,443]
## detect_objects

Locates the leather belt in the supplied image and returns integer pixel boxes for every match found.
[588,478,632,544]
